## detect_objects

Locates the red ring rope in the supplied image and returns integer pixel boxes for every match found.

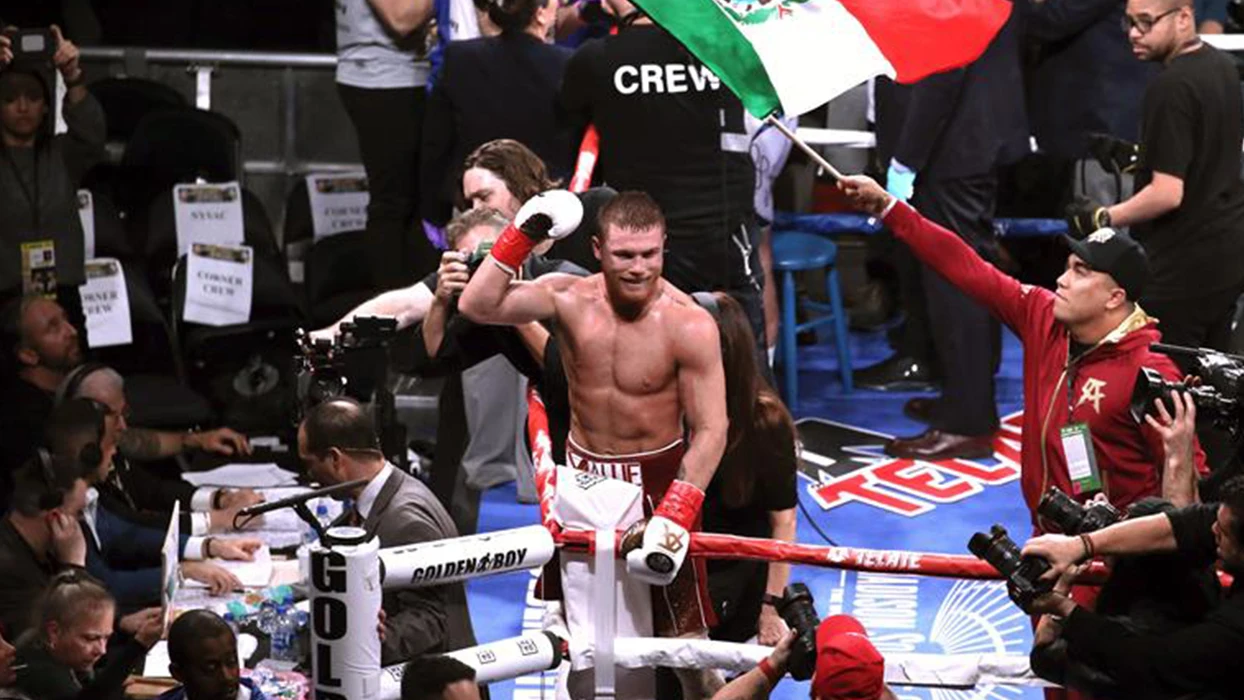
[523,387,1110,585]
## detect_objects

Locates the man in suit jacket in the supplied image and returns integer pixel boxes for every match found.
[866,11,1030,460]
[298,397,477,666]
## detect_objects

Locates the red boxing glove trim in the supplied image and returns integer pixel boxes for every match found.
[757,658,780,686]
[654,479,705,531]
[490,224,536,273]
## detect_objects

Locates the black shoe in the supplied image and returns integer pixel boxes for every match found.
[854,355,938,392]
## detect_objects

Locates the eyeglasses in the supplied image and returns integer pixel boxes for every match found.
[1121,7,1180,34]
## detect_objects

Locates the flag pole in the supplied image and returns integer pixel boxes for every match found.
[764,114,845,181]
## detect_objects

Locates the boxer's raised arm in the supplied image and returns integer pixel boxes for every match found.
[460,267,575,325]
[676,309,728,491]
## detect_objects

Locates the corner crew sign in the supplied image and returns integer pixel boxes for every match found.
[796,413,1023,517]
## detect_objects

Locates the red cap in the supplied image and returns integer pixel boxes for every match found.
[811,615,885,700]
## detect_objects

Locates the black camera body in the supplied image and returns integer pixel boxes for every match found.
[1130,343,1244,435]
[775,583,819,681]
[968,525,1053,613]
[1037,487,1123,535]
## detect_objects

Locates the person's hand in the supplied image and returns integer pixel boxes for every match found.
[435,251,470,301]
[1065,195,1111,239]
[50,26,82,83]
[377,608,387,643]
[133,609,165,648]
[49,510,87,566]
[1145,389,1198,464]
[208,538,261,561]
[1052,562,1087,597]
[885,159,916,202]
[0,33,12,68]
[766,628,797,676]
[209,505,250,532]
[1021,534,1086,581]
[757,605,789,646]
[182,561,243,595]
[119,607,163,636]
[835,175,893,216]
[1027,590,1076,618]
[187,427,252,456]
[218,488,264,510]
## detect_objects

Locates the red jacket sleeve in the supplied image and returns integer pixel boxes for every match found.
[884,202,1044,336]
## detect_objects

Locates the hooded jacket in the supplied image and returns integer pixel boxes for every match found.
[883,202,1207,531]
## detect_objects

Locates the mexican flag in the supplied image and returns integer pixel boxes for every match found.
[632,0,1013,118]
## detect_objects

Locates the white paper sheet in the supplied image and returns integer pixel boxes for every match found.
[78,258,132,348]
[182,243,253,327]
[182,463,298,488]
[173,182,244,256]
[184,545,273,589]
[306,172,369,240]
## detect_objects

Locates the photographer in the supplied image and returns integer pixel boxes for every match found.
[712,617,894,700]
[1022,422,1244,700]
[0,25,103,304]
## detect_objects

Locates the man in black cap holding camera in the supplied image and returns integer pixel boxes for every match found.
[1065,0,1244,352]
[838,174,1205,531]
[0,24,103,308]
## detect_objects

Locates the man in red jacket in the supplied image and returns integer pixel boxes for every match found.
[837,175,1206,530]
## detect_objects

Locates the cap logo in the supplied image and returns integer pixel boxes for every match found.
[1087,228,1117,244]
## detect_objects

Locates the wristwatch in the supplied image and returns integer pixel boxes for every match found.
[762,594,784,609]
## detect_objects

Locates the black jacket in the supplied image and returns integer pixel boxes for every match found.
[1022,0,1157,159]
[419,32,573,226]
[890,11,1029,180]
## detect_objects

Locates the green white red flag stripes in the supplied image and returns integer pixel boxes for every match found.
[631,0,1013,118]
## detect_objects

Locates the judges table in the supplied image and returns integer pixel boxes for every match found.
[127,461,332,700]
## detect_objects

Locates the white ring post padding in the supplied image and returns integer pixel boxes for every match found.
[378,524,555,589]
[593,527,616,699]
[604,638,1051,688]
[376,632,564,700]
[309,527,382,700]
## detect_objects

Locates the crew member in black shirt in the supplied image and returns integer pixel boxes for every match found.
[1023,471,1244,699]
[559,0,764,353]
[1068,0,1244,350]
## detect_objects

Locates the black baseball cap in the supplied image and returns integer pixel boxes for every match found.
[1064,228,1149,301]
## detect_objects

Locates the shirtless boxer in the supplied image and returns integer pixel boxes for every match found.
[460,190,727,692]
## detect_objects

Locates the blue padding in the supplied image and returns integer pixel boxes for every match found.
[772,232,837,271]
[773,211,881,235]
[773,211,1069,238]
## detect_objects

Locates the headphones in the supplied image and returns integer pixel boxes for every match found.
[691,291,721,321]
[76,400,106,473]
[33,448,65,511]
[55,362,108,406]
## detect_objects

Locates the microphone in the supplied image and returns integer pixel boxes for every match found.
[236,479,370,518]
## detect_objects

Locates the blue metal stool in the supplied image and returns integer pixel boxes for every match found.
[772,231,853,405]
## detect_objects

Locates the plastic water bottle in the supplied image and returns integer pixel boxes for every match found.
[257,601,278,636]
[269,604,299,663]
[304,501,332,544]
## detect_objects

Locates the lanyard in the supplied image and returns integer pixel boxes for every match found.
[2,145,41,235]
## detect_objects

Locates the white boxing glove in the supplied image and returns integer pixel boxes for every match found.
[491,189,585,274]
[515,189,584,241]
[620,480,704,586]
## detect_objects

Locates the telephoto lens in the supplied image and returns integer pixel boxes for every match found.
[968,525,1054,612]
[1038,487,1123,535]
[777,583,820,681]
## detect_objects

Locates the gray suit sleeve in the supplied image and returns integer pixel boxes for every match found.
[379,510,452,665]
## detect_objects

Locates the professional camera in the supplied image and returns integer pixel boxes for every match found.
[1086,132,1140,175]
[1037,487,1123,535]
[774,583,819,681]
[968,525,1053,613]
[293,317,407,469]
[464,240,494,274]
[1130,343,1244,435]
